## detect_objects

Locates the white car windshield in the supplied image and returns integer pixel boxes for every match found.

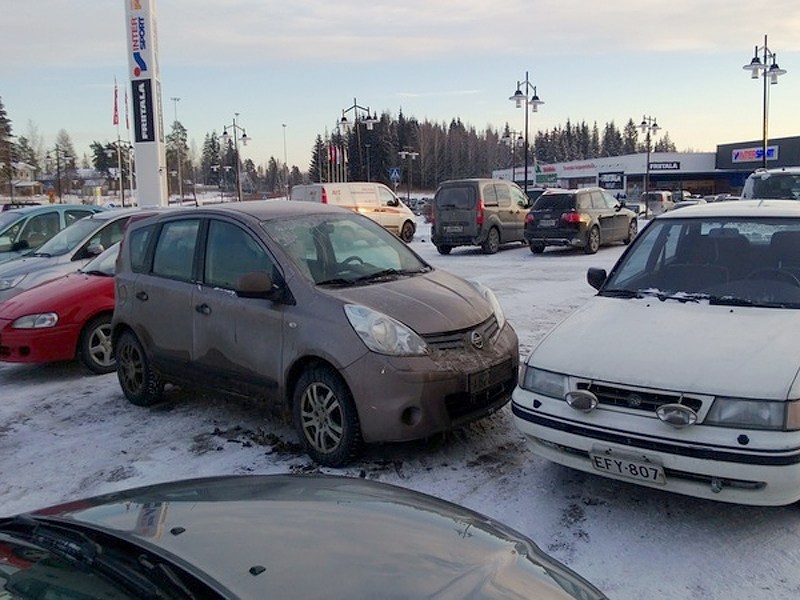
[603,216,800,308]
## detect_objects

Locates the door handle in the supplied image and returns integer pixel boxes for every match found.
[195,303,212,315]
[135,291,148,301]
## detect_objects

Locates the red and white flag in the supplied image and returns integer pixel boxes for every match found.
[124,87,130,131]
[113,78,119,126]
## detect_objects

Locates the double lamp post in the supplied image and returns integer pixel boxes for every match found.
[508,71,544,196]
[221,113,250,202]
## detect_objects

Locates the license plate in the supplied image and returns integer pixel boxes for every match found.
[444,225,463,233]
[590,451,665,484]
[468,360,513,393]
[539,219,555,227]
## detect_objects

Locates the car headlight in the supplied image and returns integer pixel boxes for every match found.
[520,366,568,399]
[12,313,59,329]
[705,397,799,431]
[0,274,25,291]
[467,280,506,331]
[344,304,428,356]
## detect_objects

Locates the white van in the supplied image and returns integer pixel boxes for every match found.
[290,182,416,242]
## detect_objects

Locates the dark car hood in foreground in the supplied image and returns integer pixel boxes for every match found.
[20,475,605,599]
[327,269,494,335]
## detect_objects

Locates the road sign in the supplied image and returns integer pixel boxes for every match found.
[389,167,401,183]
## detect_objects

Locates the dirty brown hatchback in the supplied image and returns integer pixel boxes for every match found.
[112,201,519,466]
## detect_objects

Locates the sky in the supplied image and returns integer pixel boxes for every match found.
[2,1,800,172]
[3,214,800,599]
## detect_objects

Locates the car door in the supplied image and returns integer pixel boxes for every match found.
[599,189,628,241]
[590,191,615,242]
[493,182,516,241]
[192,218,284,398]
[130,217,200,376]
[507,183,529,242]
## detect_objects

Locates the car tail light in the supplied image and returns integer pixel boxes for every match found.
[476,199,485,225]
[525,212,535,225]
[321,189,328,204]
[561,211,581,224]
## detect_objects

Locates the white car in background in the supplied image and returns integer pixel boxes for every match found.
[513,200,800,506]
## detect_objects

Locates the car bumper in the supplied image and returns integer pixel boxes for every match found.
[512,387,800,506]
[524,228,583,247]
[344,323,519,443]
[0,322,80,364]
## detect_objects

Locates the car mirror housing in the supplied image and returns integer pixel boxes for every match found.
[587,267,607,290]
[237,271,278,299]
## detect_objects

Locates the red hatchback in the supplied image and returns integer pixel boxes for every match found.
[0,243,117,373]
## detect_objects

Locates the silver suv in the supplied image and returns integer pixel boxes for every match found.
[112,202,519,466]
[742,167,800,200]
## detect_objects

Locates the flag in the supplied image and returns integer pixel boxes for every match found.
[124,87,130,131]
[113,78,119,126]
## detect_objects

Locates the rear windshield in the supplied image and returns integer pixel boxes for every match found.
[534,193,574,211]
[435,186,476,210]
[749,173,800,200]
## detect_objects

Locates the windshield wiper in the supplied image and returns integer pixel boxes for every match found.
[4,515,196,599]
[81,269,113,277]
[598,288,645,298]
[31,251,52,257]
[707,295,795,309]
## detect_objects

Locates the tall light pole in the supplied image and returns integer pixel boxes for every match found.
[339,98,377,182]
[743,35,787,169]
[170,97,183,201]
[500,130,524,183]
[221,113,250,202]
[47,145,68,204]
[398,149,419,203]
[639,115,660,219]
[282,123,288,198]
[105,140,132,207]
[508,71,544,196]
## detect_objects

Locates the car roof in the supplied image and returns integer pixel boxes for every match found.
[0,203,102,217]
[656,199,800,219]
[139,200,349,222]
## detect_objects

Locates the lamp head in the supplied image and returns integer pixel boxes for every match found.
[509,88,525,108]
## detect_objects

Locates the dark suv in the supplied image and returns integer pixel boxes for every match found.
[431,179,530,254]
[524,187,637,254]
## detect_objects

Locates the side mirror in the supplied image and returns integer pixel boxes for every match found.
[85,243,105,256]
[587,267,607,291]
[238,270,278,299]
[388,198,399,207]
[10,240,30,252]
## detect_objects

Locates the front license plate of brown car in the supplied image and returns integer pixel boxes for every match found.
[590,451,666,484]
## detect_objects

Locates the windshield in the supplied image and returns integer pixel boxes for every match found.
[748,172,800,200]
[262,212,431,285]
[602,216,800,308]
[33,216,105,257]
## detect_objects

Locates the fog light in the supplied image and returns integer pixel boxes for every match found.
[656,403,698,428]
[401,406,421,427]
[565,390,598,412]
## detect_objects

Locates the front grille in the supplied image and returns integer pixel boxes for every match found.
[576,382,704,414]
[423,315,499,351]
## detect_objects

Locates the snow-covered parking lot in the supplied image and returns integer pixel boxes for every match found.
[2,218,800,599]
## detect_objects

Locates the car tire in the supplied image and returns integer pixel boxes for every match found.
[400,220,415,243]
[530,243,545,254]
[436,245,452,255]
[78,314,115,374]
[293,365,362,467]
[624,219,638,245]
[482,228,500,254]
[116,330,164,407]
[584,226,600,254]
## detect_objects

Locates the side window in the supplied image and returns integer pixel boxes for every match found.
[577,194,592,211]
[510,185,528,207]
[600,190,618,208]
[20,212,60,246]
[495,184,512,208]
[589,192,606,209]
[65,209,94,226]
[204,220,273,290]
[128,225,155,273]
[482,184,499,207]
[87,218,129,251]
[152,219,200,281]
[377,186,398,207]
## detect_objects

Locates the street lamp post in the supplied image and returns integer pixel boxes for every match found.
[282,123,289,198]
[170,97,183,202]
[398,149,419,203]
[338,98,378,182]
[221,113,250,202]
[500,130,524,183]
[639,115,661,219]
[508,71,544,196]
[743,35,787,169]
[105,138,132,207]
[47,145,68,204]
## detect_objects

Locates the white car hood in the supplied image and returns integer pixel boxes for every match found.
[530,296,800,400]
